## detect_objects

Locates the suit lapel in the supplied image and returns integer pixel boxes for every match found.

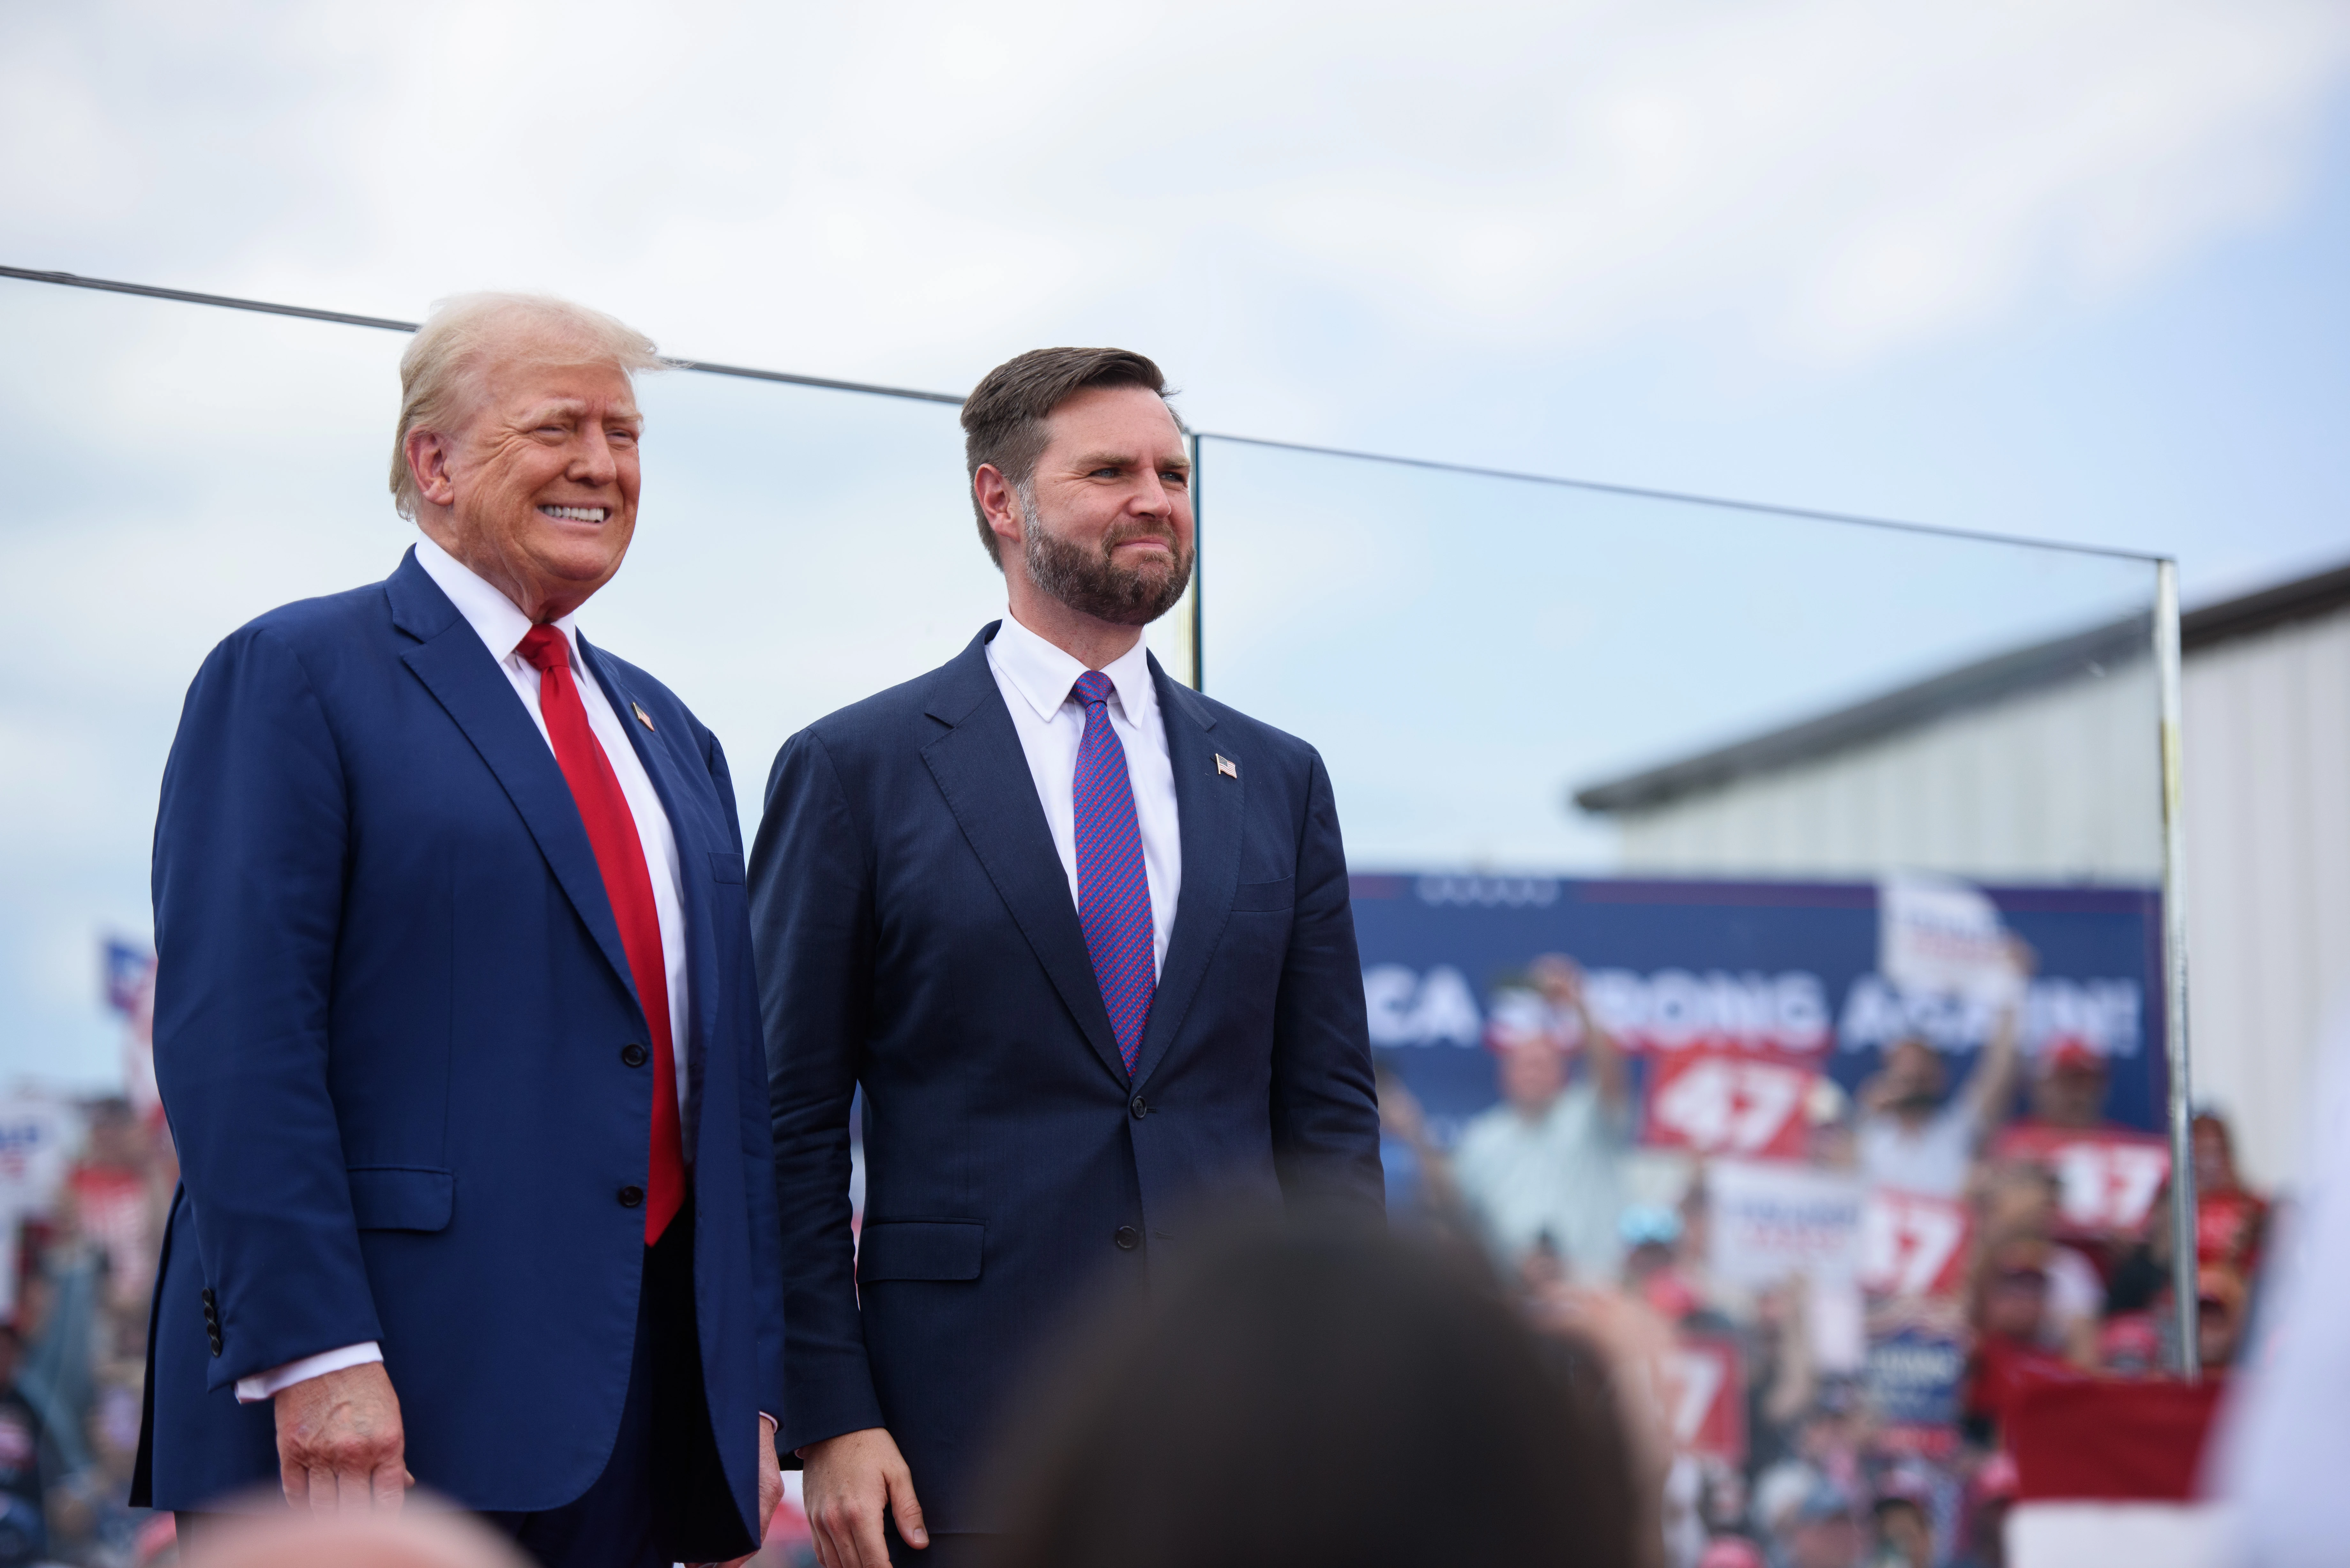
[921,625,1131,1087]
[386,551,640,1016]
[580,636,719,1146]
[1130,661,1242,1089]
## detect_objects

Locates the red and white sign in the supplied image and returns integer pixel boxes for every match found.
[1646,1052,1814,1160]
[1860,1189,1972,1298]
[1993,1124,2170,1238]
[1661,1335,1747,1463]
[1707,1159,1862,1288]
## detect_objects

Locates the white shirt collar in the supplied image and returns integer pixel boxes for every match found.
[990,609,1159,730]
[412,532,582,667]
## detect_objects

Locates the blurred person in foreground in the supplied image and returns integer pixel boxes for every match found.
[177,1505,530,1568]
[2214,1017,2350,1567]
[751,348,1383,1567]
[1453,955,1633,1283]
[136,295,783,1566]
[985,1226,1641,1568]
[1855,966,2024,1201]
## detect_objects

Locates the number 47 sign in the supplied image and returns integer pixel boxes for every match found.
[1860,1189,1972,1298]
[1644,1052,1814,1160]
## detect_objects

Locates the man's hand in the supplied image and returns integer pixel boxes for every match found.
[801,1426,927,1568]
[758,1414,783,1541]
[273,1362,409,1513]
[709,1416,787,1568]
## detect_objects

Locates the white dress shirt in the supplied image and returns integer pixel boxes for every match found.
[985,610,1182,971]
[236,535,694,1404]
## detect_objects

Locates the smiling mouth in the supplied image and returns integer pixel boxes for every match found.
[540,505,610,523]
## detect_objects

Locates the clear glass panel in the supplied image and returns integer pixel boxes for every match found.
[1195,433,2171,1294]
[0,283,1055,1085]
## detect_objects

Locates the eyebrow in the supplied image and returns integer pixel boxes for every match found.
[1071,449,1189,472]
[520,399,642,427]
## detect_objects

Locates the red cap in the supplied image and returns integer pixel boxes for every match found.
[2041,1037,2105,1075]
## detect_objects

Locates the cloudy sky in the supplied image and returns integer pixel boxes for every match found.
[4,0,2348,1084]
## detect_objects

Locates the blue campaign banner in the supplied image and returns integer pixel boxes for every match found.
[1351,872,2165,1145]
[1865,1324,1969,1433]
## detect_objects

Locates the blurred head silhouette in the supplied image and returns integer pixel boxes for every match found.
[180,1507,531,1568]
[987,1224,1641,1568]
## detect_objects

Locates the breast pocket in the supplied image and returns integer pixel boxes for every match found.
[1230,876,1295,912]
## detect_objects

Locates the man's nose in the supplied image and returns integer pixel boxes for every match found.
[1133,471,1177,518]
[572,427,619,485]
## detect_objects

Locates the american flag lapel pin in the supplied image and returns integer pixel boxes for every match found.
[1215,753,1238,779]
[631,701,657,733]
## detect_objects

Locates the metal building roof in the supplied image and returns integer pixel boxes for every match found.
[1572,555,2350,816]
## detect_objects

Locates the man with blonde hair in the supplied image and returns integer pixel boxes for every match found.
[132,294,784,1568]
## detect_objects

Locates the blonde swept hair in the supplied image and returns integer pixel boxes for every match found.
[389,293,666,520]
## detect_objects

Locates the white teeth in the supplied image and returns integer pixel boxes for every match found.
[541,506,607,522]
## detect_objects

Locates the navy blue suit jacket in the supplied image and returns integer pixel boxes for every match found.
[133,549,784,1527]
[749,623,1383,1533]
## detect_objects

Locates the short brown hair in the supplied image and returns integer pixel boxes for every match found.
[961,347,1170,565]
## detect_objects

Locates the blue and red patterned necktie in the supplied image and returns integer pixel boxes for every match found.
[1071,671,1155,1074]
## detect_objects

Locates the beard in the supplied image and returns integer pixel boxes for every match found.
[1019,487,1194,626]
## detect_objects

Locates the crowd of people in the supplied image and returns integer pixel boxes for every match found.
[0,1097,177,1568]
[0,952,2260,1568]
[1377,953,2265,1568]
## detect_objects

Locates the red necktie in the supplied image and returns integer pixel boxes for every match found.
[517,625,685,1244]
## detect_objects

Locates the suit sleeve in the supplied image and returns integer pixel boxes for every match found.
[151,627,383,1390]
[707,728,790,1423]
[1268,748,1386,1219]
[748,728,885,1457]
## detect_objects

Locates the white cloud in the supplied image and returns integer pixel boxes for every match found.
[4,0,2344,385]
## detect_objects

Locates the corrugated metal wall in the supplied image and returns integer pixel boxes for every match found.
[1610,660,2162,883]
[2182,609,2350,1189]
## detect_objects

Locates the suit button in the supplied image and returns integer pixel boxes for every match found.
[621,1043,649,1068]
[207,1333,223,1356]
[618,1186,645,1209]
[1130,1096,1148,1119]
[1113,1225,1140,1251]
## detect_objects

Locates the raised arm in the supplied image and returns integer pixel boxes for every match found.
[1959,939,2036,1136]
[1534,955,1630,1116]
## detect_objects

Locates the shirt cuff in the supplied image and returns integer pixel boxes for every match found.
[234,1342,384,1404]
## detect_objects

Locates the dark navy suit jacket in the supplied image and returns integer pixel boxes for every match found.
[749,623,1383,1533]
[133,549,784,1528]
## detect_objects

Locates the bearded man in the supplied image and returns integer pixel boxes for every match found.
[749,348,1383,1567]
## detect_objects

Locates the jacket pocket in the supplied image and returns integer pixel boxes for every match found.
[347,1167,455,1232]
[1230,876,1296,912]
[709,849,747,885]
[857,1219,983,1282]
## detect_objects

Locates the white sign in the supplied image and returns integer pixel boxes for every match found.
[1708,1158,1863,1287]
[1879,872,2023,1007]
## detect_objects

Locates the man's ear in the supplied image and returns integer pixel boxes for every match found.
[974,464,1023,555]
[406,428,458,510]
